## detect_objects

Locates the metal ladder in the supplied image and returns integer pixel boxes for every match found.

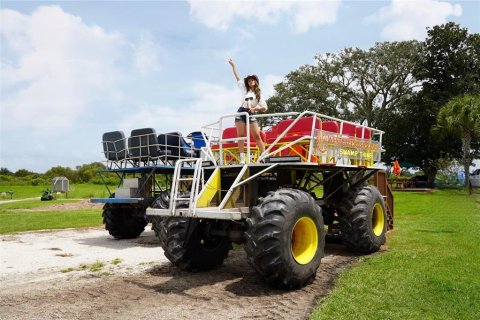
[169,158,203,216]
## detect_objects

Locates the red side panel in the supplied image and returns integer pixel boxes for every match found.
[341,122,356,137]
[355,126,371,139]
[321,121,339,133]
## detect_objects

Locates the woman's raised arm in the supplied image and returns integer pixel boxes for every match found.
[228,58,240,82]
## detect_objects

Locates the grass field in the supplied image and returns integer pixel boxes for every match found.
[0,183,116,200]
[311,190,480,320]
[0,184,113,233]
[0,200,102,234]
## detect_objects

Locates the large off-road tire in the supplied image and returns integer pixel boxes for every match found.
[157,191,232,271]
[151,191,170,244]
[159,217,232,271]
[337,185,387,253]
[245,188,325,289]
[102,204,147,239]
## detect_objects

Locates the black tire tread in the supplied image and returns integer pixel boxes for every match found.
[102,204,147,239]
[156,192,232,271]
[337,185,386,253]
[245,188,325,289]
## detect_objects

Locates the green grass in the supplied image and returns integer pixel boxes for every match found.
[0,184,113,233]
[0,199,102,234]
[0,209,102,234]
[0,199,82,210]
[311,190,480,320]
[89,261,105,272]
[0,183,116,200]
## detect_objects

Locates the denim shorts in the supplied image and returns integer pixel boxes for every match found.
[235,107,257,123]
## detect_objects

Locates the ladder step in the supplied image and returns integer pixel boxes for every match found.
[174,197,191,201]
[177,178,194,181]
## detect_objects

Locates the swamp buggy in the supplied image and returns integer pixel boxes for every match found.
[91,111,394,289]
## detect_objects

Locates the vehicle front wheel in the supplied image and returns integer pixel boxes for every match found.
[244,188,325,289]
[158,217,232,271]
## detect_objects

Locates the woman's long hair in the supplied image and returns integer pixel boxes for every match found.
[247,79,261,102]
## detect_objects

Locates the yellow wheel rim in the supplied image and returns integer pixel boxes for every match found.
[372,203,385,236]
[291,217,318,265]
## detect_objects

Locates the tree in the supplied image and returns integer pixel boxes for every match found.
[436,95,480,193]
[421,22,480,102]
[385,23,480,184]
[14,169,35,177]
[320,41,423,127]
[267,41,423,128]
[44,166,77,182]
[267,65,340,117]
[0,168,13,176]
[76,162,106,183]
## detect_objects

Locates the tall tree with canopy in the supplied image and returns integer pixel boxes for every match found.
[436,95,480,193]
[383,23,480,183]
[267,41,423,128]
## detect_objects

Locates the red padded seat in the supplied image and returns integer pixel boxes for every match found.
[211,127,265,149]
[321,121,339,133]
[355,126,371,139]
[341,122,356,137]
[270,116,320,143]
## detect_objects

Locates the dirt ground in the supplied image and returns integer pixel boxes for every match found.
[0,201,360,320]
[11,199,105,211]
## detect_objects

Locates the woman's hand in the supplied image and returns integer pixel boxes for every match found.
[228,58,240,81]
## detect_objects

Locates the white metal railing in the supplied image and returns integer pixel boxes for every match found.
[202,110,384,168]
[101,111,385,169]
[101,131,204,169]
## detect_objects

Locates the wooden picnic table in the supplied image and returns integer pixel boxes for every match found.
[388,179,413,189]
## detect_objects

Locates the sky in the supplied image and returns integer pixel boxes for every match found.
[1,0,479,173]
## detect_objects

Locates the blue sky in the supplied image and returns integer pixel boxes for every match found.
[1,0,479,173]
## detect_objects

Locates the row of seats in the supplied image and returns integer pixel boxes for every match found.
[209,116,374,164]
[103,129,205,165]
[266,116,371,142]
[213,116,371,149]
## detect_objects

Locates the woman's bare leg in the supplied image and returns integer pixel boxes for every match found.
[250,122,265,154]
[235,121,246,154]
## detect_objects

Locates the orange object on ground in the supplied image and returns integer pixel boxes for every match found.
[393,160,401,175]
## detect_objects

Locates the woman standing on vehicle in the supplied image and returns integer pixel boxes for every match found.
[228,58,267,164]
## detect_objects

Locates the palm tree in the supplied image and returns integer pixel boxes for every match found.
[437,95,480,194]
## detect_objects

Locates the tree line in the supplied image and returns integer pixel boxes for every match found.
[0,162,112,185]
[266,22,480,191]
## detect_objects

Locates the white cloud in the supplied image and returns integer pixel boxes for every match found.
[0,6,163,135]
[188,0,341,33]
[0,6,125,132]
[262,74,283,99]
[133,31,162,76]
[119,82,239,134]
[118,76,281,136]
[366,0,462,40]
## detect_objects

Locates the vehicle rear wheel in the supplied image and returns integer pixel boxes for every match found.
[245,188,325,289]
[102,204,147,239]
[337,185,387,253]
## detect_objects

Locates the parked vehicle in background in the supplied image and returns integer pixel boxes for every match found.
[41,189,54,201]
[470,169,480,187]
